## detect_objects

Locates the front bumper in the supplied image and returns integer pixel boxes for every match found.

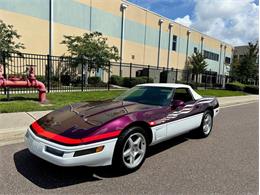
[25,128,117,167]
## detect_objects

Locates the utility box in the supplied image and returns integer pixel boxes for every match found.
[139,68,161,83]
[160,70,175,83]
[136,70,142,77]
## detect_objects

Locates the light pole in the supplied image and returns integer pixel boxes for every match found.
[157,19,164,69]
[218,44,223,84]
[119,3,128,77]
[222,45,227,88]
[200,36,204,52]
[185,30,191,66]
[89,0,92,31]
[185,30,191,83]
[49,0,53,56]
[167,23,173,70]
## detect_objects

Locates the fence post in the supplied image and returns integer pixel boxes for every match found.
[186,70,189,84]
[147,65,150,83]
[209,69,212,88]
[2,52,6,79]
[204,72,207,89]
[2,52,7,95]
[129,63,132,80]
[175,69,178,83]
[81,58,84,92]
[47,54,51,93]
[107,62,111,91]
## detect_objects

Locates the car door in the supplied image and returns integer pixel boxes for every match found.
[166,88,203,138]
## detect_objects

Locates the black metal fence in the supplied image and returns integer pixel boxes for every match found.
[0,52,111,95]
[0,52,257,96]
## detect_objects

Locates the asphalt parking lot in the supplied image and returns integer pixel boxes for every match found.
[0,102,258,194]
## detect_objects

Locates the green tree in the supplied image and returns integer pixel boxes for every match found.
[61,32,119,71]
[229,57,240,81]
[230,41,258,84]
[239,41,258,83]
[0,20,25,63]
[188,51,208,83]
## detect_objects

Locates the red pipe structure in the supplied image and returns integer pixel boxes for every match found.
[0,64,47,103]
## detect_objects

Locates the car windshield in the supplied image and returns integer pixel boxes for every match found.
[114,86,174,106]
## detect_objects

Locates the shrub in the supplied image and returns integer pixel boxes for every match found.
[61,75,71,86]
[36,75,46,83]
[88,76,101,84]
[88,82,107,88]
[122,77,133,88]
[71,76,81,87]
[225,82,245,91]
[122,76,154,88]
[110,75,123,86]
[213,83,223,88]
[51,81,60,88]
[244,85,259,94]
[186,82,206,89]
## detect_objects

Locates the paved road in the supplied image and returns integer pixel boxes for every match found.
[0,103,258,194]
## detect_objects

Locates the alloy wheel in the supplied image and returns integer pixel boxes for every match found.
[122,132,146,169]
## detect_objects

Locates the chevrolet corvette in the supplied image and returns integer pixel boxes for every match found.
[25,83,219,171]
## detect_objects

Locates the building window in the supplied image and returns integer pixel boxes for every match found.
[194,47,198,53]
[172,35,177,51]
[225,57,231,64]
[204,50,219,61]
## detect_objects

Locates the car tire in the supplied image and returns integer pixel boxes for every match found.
[112,126,147,173]
[197,110,213,138]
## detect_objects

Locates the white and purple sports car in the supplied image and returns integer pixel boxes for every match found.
[25,83,219,172]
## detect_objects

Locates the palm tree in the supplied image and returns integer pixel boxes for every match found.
[188,51,208,83]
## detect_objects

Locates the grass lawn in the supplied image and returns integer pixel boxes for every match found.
[0,90,125,113]
[196,89,247,97]
[0,89,247,113]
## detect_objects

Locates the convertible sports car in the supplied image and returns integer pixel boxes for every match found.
[25,83,219,171]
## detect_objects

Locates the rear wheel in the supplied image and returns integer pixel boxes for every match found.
[112,126,147,172]
[197,110,213,138]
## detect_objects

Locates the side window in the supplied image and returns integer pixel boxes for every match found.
[173,88,194,103]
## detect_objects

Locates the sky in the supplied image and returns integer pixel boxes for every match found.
[128,0,259,46]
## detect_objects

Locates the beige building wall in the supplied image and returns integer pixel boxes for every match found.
[0,9,49,54]
[0,0,233,79]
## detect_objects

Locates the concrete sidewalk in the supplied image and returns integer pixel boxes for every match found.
[218,95,258,107]
[0,95,258,146]
[0,111,51,146]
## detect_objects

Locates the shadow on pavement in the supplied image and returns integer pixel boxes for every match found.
[13,149,101,189]
[13,135,188,189]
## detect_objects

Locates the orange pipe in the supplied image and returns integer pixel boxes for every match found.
[0,79,46,103]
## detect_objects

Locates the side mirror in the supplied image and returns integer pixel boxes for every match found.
[171,100,185,110]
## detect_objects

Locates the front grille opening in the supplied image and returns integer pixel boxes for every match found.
[45,146,64,157]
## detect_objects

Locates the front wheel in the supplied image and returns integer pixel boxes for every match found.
[197,110,213,138]
[112,126,147,172]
